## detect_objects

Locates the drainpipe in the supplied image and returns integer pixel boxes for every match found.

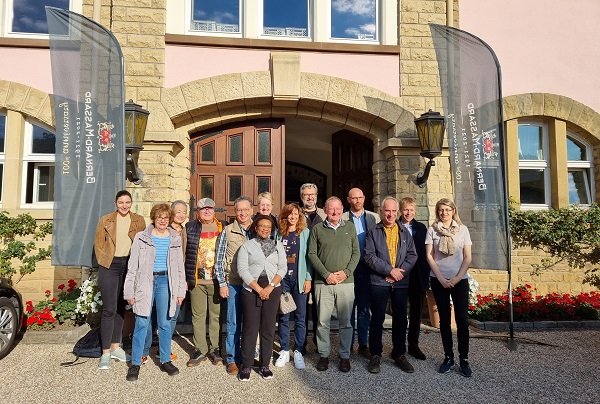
[446,0,453,27]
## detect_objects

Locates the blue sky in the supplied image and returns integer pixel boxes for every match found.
[331,0,376,39]
[12,0,69,33]
[194,0,308,29]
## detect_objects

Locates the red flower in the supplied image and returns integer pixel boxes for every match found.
[68,279,77,286]
[58,284,65,290]
[51,297,57,303]
[44,290,51,297]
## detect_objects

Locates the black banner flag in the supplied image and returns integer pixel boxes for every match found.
[46,7,125,266]
[431,24,509,271]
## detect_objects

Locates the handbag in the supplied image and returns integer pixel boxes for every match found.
[279,291,297,314]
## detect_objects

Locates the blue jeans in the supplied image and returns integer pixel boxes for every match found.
[351,262,371,347]
[277,277,308,351]
[143,302,181,356]
[369,285,408,358]
[224,283,242,365]
[131,275,172,365]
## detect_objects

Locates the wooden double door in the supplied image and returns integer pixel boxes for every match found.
[190,121,375,222]
[190,121,285,223]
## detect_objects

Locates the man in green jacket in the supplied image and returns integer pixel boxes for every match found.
[308,196,360,373]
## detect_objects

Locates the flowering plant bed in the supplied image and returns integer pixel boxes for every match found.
[25,278,102,330]
[469,284,600,322]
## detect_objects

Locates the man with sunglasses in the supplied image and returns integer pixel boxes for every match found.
[185,198,226,368]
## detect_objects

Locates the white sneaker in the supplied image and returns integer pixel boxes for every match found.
[98,353,111,370]
[110,347,130,362]
[293,350,305,369]
[274,350,290,367]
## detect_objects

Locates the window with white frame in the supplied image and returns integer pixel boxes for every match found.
[518,122,550,208]
[262,0,309,39]
[4,0,70,36]
[23,121,55,205]
[190,0,241,34]
[0,114,5,203]
[331,0,378,41]
[567,134,593,205]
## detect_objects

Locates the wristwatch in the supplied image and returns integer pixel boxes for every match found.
[269,282,276,287]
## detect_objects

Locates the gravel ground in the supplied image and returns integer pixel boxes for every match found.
[1,328,599,404]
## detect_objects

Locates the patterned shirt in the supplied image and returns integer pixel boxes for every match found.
[383,224,399,267]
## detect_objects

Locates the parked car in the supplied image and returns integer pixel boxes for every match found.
[0,278,24,359]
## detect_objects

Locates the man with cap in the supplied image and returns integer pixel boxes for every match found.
[185,198,226,367]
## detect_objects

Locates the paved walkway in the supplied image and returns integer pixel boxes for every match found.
[1,328,598,403]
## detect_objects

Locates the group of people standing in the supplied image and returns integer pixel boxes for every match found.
[92,183,474,382]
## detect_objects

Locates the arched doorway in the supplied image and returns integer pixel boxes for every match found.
[189,118,375,218]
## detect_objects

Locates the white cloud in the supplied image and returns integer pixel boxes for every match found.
[361,23,376,34]
[210,11,237,24]
[344,28,360,37]
[332,0,375,16]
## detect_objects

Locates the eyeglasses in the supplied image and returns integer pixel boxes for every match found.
[438,208,454,213]
[198,207,214,211]
[156,216,169,221]
[257,224,272,229]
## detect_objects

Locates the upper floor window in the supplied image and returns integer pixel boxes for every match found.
[262,0,309,39]
[518,122,549,208]
[567,134,593,205]
[23,121,55,205]
[191,0,241,34]
[7,0,69,35]
[331,0,377,41]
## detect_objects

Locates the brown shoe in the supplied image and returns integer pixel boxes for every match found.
[226,362,239,376]
[207,351,222,365]
[316,357,329,371]
[339,358,351,373]
[395,354,415,373]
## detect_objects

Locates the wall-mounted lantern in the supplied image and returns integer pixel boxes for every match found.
[415,109,445,187]
[124,99,149,185]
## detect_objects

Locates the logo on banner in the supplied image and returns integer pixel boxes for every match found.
[97,122,116,153]
[482,129,498,160]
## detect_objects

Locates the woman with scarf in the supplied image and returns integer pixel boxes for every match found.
[425,198,473,378]
[236,215,287,381]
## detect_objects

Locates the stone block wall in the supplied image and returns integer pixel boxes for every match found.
[471,246,596,296]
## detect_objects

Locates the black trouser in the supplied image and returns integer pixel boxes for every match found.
[407,283,426,348]
[369,285,408,358]
[240,276,282,368]
[97,257,128,350]
[430,277,470,360]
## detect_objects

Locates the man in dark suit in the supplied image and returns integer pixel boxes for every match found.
[400,197,431,360]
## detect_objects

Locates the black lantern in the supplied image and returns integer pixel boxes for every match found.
[414,109,445,187]
[124,99,149,184]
